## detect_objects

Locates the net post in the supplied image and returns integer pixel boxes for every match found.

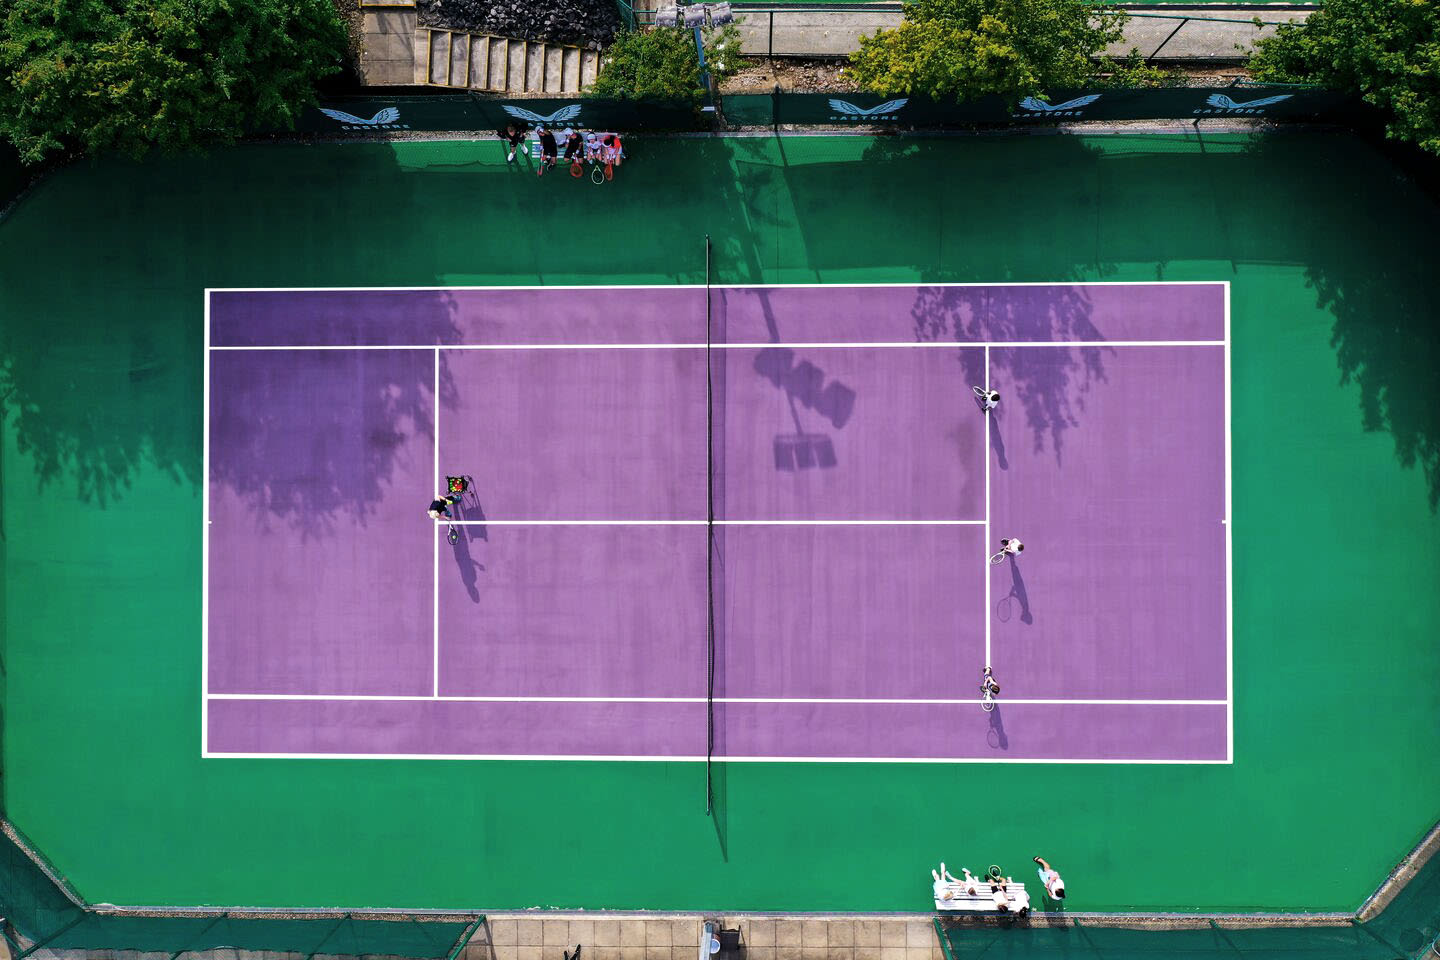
[705,232,715,817]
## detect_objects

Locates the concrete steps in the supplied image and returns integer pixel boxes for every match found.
[417,30,601,94]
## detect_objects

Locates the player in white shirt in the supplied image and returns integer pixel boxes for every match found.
[1034,857,1065,900]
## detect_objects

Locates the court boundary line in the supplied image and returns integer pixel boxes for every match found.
[206,694,1227,705]
[1224,283,1233,764]
[202,752,1231,764]
[210,340,1226,351]
[207,280,1228,293]
[201,282,1232,764]
[201,294,211,756]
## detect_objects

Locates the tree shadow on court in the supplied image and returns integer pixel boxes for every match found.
[911,286,1111,466]
[207,296,463,539]
[718,134,1116,462]
[744,289,858,473]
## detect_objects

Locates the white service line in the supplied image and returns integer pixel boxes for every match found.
[436,519,987,526]
[432,347,441,698]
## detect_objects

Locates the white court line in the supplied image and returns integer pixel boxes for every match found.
[208,340,1226,352]
[207,280,1228,293]
[202,281,1233,764]
[201,293,212,756]
[984,344,992,670]
[432,348,440,699]
[206,693,1226,706]
[1224,283,1234,763]
[437,519,988,526]
[203,752,1230,765]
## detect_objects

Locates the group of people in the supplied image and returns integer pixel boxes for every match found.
[932,858,1065,913]
[501,124,625,178]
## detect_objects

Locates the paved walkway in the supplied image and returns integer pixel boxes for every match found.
[731,7,1309,61]
[359,6,1310,87]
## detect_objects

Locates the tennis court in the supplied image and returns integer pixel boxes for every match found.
[204,282,1228,763]
[3,131,1439,914]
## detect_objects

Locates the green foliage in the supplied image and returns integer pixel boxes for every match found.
[1250,0,1440,155]
[846,0,1157,104]
[0,0,347,163]
[590,24,745,102]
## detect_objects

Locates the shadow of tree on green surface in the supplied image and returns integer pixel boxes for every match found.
[0,325,199,507]
[1321,276,1440,510]
[1243,136,1440,511]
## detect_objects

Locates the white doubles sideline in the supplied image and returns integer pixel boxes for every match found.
[201,281,1232,762]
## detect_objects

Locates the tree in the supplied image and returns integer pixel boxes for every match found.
[845,0,1162,104]
[0,0,347,163]
[589,25,744,103]
[1250,0,1440,156]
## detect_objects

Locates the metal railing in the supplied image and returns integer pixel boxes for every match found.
[717,5,1306,60]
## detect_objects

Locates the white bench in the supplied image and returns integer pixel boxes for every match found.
[932,865,1031,914]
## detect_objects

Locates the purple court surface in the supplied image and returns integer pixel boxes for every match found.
[204,282,1230,762]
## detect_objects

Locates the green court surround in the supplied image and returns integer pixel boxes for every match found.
[1,131,1437,913]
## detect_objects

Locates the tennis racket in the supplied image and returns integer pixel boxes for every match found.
[591,164,605,185]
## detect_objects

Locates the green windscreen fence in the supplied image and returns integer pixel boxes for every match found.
[0,822,481,960]
[936,842,1440,960]
[0,143,32,215]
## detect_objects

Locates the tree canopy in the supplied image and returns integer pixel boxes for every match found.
[0,0,347,163]
[845,0,1162,104]
[1250,0,1440,156]
[589,25,743,103]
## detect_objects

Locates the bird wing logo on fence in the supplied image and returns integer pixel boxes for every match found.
[1017,95,1101,116]
[502,104,584,125]
[827,98,909,121]
[1195,93,1293,115]
[319,107,402,126]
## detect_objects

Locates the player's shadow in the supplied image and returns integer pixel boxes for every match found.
[912,286,1110,466]
[988,409,1010,472]
[986,704,1010,751]
[448,497,486,603]
[993,557,1033,626]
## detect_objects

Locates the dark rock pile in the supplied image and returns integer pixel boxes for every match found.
[417,0,622,48]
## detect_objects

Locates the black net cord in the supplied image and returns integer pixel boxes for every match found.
[705,233,716,817]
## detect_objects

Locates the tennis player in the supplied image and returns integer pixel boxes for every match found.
[973,386,1000,411]
[501,124,526,163]
[426,496,458,520]
[1034,857,1065,900]
[535,125,558,176]
[981,666,1000,698]
[602,134,624,167]
[1000,537,1024,556]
